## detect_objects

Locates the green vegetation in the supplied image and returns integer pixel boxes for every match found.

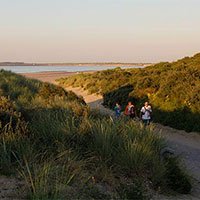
[0,70,191,199]
[58,53,200,132]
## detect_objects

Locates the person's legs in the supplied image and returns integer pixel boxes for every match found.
[115,112,121,119]
[130,114,135,119]
[142,119,148,126]
[147,119,151,125]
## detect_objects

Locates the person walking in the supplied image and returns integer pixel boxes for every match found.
[114,102,121,119]
[140,101,152,126]
[130,104,137,119]
[124,102,132,116]
[124,102,137,119]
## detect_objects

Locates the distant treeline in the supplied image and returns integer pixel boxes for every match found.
[58,53,200,132]
[0,62,151,66]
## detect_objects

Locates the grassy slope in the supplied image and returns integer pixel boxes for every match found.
[0,70,191,199]
[57,53,200,132]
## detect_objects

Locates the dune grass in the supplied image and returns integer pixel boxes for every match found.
[57,53,200,132]
[0,70,192,199]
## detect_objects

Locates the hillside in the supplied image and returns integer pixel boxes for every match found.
[58,53,200,132]
[0,70,192,199]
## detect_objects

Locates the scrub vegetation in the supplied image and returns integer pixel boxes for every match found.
[58,53,200,132]
[0,70,191,199]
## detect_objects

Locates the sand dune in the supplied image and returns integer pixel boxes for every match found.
[22,71,200,199]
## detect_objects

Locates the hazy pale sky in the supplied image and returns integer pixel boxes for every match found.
[1,0,200,63]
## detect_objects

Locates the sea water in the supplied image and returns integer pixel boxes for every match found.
[0,65,144,74]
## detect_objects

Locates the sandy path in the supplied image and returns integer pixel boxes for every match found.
[0,175,25,200]
[65,86,115,117]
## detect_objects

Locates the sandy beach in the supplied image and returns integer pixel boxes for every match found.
[22,70,97,83]
[22,71,77,83]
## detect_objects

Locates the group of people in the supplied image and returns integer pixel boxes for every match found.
[114,101,152,125]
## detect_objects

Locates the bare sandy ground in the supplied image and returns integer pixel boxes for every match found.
[22,71,97,83]
[0,175,25,200]
[1,71,199,199]
[22,71,77,83]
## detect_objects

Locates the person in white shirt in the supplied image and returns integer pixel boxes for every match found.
[140,102,152,126]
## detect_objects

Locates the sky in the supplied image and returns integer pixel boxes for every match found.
[1,0,200,63]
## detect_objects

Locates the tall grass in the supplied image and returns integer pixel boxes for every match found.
[18,151,89,199]
[89,119,165,174]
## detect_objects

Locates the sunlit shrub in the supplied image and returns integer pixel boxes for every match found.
[0,96,27,135]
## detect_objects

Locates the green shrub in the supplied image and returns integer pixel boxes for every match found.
[38,82,67,99]
[38,82,86,105]
[0,70,40,108]
[0,96,29,174]
[0,96,27,135]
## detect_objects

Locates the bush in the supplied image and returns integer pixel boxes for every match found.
[0,96,27,135]
[38,82,67,99]
[0,70,40,108]
[38,82,86,105]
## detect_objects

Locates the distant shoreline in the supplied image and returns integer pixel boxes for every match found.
[1,64,147,74]
[0,62,152,67]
